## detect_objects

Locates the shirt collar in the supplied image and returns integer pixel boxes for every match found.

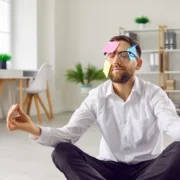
[131,76,141,95]
[106,81,114,97]
[106,76,141,98]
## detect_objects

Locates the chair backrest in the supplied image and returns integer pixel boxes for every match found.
[28,63,52,91]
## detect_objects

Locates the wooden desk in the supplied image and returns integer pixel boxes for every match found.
[0,69,37,108]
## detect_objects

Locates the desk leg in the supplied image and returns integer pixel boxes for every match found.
[19,79,23,108]
[0,80,3,97]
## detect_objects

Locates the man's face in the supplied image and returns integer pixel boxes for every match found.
[106,41,139,83]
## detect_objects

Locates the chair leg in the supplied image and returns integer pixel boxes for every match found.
[46,82,54,119]
[34,94,42,123]
[36,94,51,120]
[23,94,30,110]
[27,94,33,115]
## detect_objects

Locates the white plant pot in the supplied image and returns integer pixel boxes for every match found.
[138,23,146,30]
[81,84,92,95]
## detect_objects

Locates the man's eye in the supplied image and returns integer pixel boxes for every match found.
[121,55,128,59]
[128,52,135,57]
[108,53,115,58]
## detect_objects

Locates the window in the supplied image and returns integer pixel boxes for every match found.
[0,0,11,54]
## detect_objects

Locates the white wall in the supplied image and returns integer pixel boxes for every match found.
[62,0,180,110]
[37,0,55,68]
[36,0,69,113]
[12,0,37,70]
[54,0,68,112]
[36,0,57,114]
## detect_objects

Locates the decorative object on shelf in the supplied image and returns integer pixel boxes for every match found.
[165,31,176,49]
[154,53,159,71]
[166,80,175,90]
[135,16,150,29]
[150,53,159,71]
[0,54,11,69]
[65,63,107,94]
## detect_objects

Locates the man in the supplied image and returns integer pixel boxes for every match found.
[7,35,180,180]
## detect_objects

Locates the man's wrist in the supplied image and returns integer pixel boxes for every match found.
[30,123,42,137]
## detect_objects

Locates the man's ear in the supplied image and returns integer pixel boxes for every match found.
[135,58,142,70]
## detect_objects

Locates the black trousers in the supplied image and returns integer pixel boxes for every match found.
[51,141,180,180]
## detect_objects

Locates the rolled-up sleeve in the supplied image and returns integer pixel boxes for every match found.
[29,89,98,147]
[150,87,180,141]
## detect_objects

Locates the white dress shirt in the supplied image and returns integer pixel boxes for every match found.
[30,76,180,164]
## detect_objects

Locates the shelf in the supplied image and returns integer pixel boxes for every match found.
[136,71,159,75]
[164,71,180,74]
[165,90,180,93]
[176,109,180,112]
[165,49,180,52]
[142,49,159,53]
[164,28,180,31]
[141,49,180,53]
[120,28,159,33]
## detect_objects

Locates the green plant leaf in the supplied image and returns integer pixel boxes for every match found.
[0,54,11,62]
[65,63,107,85]
[135,16,150,24]
[85,64,106,84]
[65,63,84,84]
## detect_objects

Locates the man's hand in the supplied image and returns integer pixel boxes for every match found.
[6,104,41,137]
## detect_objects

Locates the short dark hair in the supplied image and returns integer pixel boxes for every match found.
[110,35,141,57]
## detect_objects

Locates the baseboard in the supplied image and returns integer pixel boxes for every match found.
[63,106,77,112]
[28,106,64,116]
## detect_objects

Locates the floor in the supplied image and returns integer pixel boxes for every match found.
[0,112,173,180]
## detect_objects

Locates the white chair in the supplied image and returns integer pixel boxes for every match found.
[23,63,54,123]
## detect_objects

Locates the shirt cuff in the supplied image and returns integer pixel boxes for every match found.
[29,133,39,141]
[29,126,52,144]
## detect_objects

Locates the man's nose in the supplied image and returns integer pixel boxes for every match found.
[112,54,122,64]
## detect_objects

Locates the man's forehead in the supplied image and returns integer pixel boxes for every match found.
[102,40,130,54]
[116,41,131,50]
[114,40,131,52]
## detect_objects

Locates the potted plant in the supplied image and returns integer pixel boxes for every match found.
[65,63,107,94]
[0,54,11,69]
[135,16,150,29]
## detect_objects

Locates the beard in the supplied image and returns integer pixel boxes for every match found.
[109,65,134,83]
[109,72,133,83]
